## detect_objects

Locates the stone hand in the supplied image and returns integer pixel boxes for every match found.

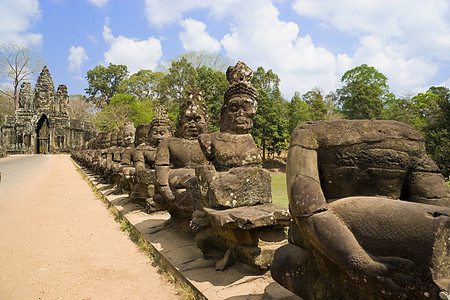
[355,255,416,296]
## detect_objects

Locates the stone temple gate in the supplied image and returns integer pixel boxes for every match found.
[0,66,96,154]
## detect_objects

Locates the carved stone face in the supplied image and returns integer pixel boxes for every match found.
[222,95,256,134]
[149,125,171,146]
[135,126,149,146]
[123,128,135,146]
[178,109,208,139]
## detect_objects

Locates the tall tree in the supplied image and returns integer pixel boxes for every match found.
[125,69,164,100]
[171,51,233,72]
[287,91,311,134]
[197,66,228,131]
[68,94,97,121]
[302,88,327,121]
[0,44,45,110]
[251,67,289,161]
[0,88,14,127]
[424,86,450,177]
[85,63,128,108]
[337,64,392,119]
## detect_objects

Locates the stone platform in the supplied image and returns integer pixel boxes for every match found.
[75,162,300,300]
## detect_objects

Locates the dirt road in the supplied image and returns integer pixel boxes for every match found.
[0,155,179,299]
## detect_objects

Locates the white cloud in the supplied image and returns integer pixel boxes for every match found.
[0,0,42,46]
[179,18,221,52]
[145,0,449,98]
[292,0,450,60]
[87,0,109,8]
[144,0,242,26]
[102,23,163,74]
[68,46,89,73]
[291,0,450,95]
[220,1,339,98]
[350,35,438,94]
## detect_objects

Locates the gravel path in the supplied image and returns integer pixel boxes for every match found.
[0,155,180,300]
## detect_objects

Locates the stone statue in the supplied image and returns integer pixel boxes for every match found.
[192,62,289,271]
[132,107,172,208]
[196,61,271,208]
[272,120,450,299]
[155,89,210,220]
[118,123,137,192]
[18,82,34,110]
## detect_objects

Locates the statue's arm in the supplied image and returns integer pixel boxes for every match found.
[134,149,145,172]
[155,139,174,201]
[288,146,412,294]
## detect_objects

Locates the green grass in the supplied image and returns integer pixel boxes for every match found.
[271,174,288,208]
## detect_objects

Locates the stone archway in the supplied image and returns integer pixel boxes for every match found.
[36,114,50,154]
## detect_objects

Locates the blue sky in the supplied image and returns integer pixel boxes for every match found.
[1,0,450,100]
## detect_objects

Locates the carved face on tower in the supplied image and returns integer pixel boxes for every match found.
[176,89,209,139]
[122,123,136,147]
[220,61,258,134]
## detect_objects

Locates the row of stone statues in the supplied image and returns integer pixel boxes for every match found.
[72,61,450,299]
[72,61,290,272]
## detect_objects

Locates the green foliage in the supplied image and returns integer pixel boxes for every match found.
[423,87,450,177]
[337,64,391,119]
[125,69,164,100]
[251,67,290,160]
[172,51,232,72]
[287,89,329,134]
[94,93,156,131]
[0,92,14,127]
[197,66,228,131]
[85,63,129,108]
[287,92,311,134]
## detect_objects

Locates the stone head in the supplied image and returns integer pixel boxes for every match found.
[176,89,209,139]
[104,130,112,148]
[122,123,136,147]
[149,106,172,146]
[110,129,119,147]
[135,124,150,146]
[117,126,124,146]
[221,62,258,134]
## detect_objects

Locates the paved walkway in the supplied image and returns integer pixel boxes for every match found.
[0,155,179,299]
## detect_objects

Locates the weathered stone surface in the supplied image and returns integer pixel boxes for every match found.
[197,165,272,208]
[273,120,450,300]
[155,90,210,221]
[18,82,34,110]
[262,282,302,300]
[204,204,290,230]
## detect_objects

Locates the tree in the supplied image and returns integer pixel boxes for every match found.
[0,88,14,127]
[197,66,228,131]
[287,91,311,134]
[0,44,45,110]
[251,67,289,161]
[93,93,157,131]
[155,57,198,109]
[125,69,164,100]
[68,94,97,121]
[337,64,392,119]
[85,63,128,108]
[171,51,233,72]
[302,88,327,121]
[423,86,450,178]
